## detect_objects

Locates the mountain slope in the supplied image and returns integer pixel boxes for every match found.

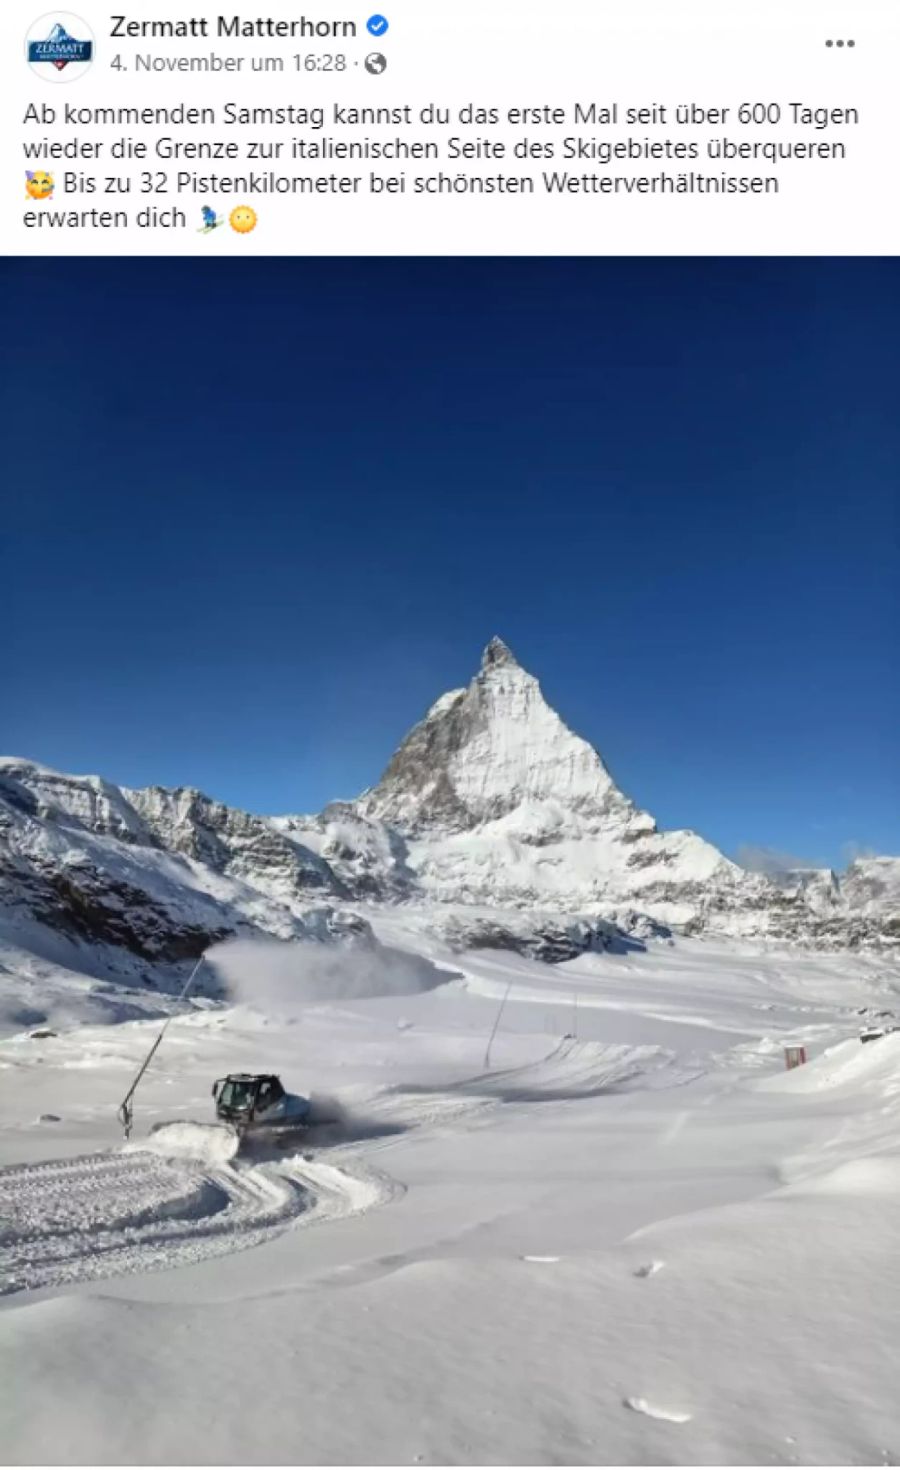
[355,638,752,924]
[351,638,897,944]
[0,757,369,1015]
[359,636,641,836]
[0,640,896,1012]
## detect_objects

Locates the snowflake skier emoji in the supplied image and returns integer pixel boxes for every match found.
[198,207,224,234]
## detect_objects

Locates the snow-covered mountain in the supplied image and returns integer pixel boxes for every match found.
[354,636,745,920]
[0,639,897,1005]
[0,756,371,1011]
[328,637,894,947]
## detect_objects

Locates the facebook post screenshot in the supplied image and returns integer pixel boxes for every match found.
[0,2,898,1468]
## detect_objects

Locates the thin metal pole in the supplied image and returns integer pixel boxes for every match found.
[484,980,512,1071]
[117,953,206,1138]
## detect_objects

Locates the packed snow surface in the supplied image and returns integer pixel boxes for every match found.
[3,637,897,1462]
[2,912,900,1465]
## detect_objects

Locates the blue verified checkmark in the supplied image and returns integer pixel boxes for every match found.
[366,14,389,35]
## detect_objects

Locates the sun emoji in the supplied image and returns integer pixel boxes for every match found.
[26,170,54,201]
[229,205,257,234]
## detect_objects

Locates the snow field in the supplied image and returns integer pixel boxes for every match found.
[0,1143,401,1298]
[1,927,899,1463]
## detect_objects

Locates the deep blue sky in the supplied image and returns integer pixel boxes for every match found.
[1,259,897,868]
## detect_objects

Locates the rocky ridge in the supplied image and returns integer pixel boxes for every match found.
[0,640,896,994]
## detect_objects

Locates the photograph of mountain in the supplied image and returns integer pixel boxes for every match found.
[1,257,897,1466]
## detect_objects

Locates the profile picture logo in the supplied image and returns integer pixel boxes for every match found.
[26,13,94,81]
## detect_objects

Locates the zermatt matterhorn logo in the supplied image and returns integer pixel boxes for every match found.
[26,13,94,81]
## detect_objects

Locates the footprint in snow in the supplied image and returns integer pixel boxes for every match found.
[623,1397,691,1424]
[633,1260,665,1278]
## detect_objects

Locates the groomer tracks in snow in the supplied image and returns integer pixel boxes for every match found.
[0,1038,686,1298]
[0,1146,395,1297]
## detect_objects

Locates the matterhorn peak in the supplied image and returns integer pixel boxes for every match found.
[349,640,748,913]
[481,636,519,671]
[358,638,637,839]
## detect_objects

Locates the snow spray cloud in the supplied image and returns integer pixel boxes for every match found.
[205,935,450,1016]
[735,844,823,877]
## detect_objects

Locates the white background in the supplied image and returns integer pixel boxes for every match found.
[2,0,898,255]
